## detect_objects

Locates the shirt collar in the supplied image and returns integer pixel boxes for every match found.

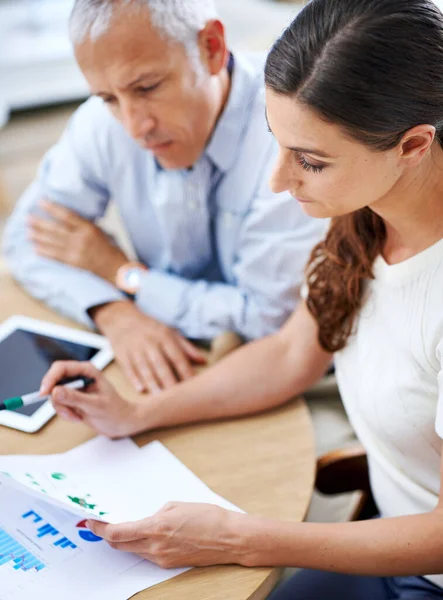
[205,53,259,173]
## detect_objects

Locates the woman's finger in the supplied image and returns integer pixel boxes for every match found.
[55,405,83,423]
[40,361,100,395]
[51,387,100,414]
[87,519,148,543]
[106,540,154,553]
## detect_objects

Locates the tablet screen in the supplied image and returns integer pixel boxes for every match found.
[0,329,99,417]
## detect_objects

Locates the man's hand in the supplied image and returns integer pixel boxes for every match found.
[28,200,128,282]
[91,302,207,393]
[40,361,144,438]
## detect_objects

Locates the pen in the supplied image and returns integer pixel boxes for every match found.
[0,377,96,411]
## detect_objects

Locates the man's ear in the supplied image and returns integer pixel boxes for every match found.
[399,124,436,167]
[198,20,228,76]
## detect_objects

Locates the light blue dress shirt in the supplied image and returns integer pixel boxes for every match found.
[3,53,326,340]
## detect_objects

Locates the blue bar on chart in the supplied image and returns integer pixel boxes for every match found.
[0,527,46,572]
[37,523,59,539]
[54,536,77,550]
[22,510,43,523]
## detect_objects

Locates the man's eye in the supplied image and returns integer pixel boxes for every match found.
[138,83,161,94]
[102,97,117,104]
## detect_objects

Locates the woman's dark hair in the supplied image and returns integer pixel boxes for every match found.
[265,0,443,352]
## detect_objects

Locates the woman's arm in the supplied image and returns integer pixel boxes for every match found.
[41,302,331,437]
[88,454,443,575]
[136,301,332,431]
[245,499,443,575]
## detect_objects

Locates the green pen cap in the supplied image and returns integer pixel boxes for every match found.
[4,397,23,411]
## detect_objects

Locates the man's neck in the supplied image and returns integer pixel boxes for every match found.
[214,56,233,128]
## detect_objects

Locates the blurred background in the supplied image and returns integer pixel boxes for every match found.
[0,0,303,255]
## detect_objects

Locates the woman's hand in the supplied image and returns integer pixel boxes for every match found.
[87,502,254,568]
[40,361,145,438]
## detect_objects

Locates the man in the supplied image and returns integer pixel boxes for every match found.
[3,0,325,394]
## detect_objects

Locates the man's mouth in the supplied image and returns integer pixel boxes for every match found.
[142,140,173,152]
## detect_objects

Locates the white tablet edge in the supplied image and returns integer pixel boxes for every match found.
[0,315,114,433]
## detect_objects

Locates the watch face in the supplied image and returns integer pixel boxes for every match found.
[121,268,144,294]
[116,263,147,294]
[125,268,142,288]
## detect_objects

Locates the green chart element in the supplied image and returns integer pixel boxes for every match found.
[25,473,47,494]
[51,473,66,481]
[67,494,108,516]
[68,494,97,510]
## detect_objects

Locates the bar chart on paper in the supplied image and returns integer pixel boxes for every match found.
[0,505,81,599]
[0,523,49,599]
[0,526,46,572]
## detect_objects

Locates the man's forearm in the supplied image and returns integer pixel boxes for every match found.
[136,269,293,340]
[243,511,443,576]
[89,300,134,331]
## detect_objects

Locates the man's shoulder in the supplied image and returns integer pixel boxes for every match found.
[236,51,267,73]
[233,53,269,115]
[233,51,267,103]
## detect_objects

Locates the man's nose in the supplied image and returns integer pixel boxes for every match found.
[120,101,156,140]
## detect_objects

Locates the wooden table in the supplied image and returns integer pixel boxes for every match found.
[0,276,316,600]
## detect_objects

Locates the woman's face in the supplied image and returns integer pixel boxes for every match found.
[265,89,405,219]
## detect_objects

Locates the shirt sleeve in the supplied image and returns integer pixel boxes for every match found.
[136,155,327,340]
[2,99,126,328]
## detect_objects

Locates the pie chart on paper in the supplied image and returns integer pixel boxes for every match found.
[76,520,102,543]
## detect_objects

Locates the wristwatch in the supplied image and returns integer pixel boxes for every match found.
[115,262,148,295]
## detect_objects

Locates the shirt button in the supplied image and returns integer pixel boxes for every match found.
[188,199,198,211]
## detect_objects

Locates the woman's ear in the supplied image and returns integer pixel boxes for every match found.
[399,124,436,167]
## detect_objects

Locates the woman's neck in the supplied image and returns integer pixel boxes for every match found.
[371,144,443,265]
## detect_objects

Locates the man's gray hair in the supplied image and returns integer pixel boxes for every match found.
[70,0,219,55]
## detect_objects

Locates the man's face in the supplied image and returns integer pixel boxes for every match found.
[75,9,225,169]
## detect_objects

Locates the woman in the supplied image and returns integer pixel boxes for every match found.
[40,0,443,597]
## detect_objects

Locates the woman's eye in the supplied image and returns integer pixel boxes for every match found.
[298,154,325,174]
